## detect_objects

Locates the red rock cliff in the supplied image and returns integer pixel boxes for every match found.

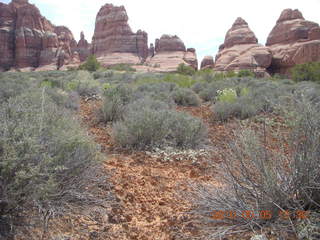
[0,0,82,71]
[91,4,148,65]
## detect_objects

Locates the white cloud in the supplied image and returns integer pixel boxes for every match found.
[6,0,320,61]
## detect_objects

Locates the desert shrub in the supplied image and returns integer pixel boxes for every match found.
[125,96,171,112]
[199,88,218,102]
[187,97,320,238]
[99,84,133,122]
[192,82,208,94]
[103,72,137,84]
[237,69,255,77]
[294,81,320,105]
[134,73,196,88]
[197,78,241,102]
[46,88,80,111]
[213,99,258,122]
[78,55,101,72]
[132,74,165,86]
[212,82,287,122]
[0,90,100,222]
[133,82,177,107]
[271,73,288,80]
[93,70,114,80]
[0,75,31,102]
[279,79,295,85]
[106,64,136,72]
[163,74,197,88]
[171,88,201,106]
[113,98,207,150]
[176,63,196,76]
[291,62,320,82]
[113,107,169,149]
[66,71,100,96]
[194,69,215,82]
[135,82,177,93]
[167,111,207,148]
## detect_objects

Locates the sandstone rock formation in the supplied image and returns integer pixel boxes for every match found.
[0,2,15,71]
[91,4,148,66]
[155,35,186,52]
[148,43,155,57]
[215,17,272,73]
[200,56,214,70]
[144,35,198,72]
[266,9,320,74]
[0,0,82,71]
[76,31,90,61]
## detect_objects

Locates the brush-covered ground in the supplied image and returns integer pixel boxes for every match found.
[0,68,319,240]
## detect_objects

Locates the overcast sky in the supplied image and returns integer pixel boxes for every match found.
[2,0,320,61]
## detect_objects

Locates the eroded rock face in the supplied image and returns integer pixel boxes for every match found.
[0,0,81,71]
[224,17,258,48]
[266,9,320,74]
[215,18,272,72]
[92,4,148,66]
[144,35,197,72]
[200,56,214,70]
[75,32,91,62]
[0,2,15,71]
[155,35,186,52]
[148,43,155,57]
[13,0,52,68]
[184,48,198,70]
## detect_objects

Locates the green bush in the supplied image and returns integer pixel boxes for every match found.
[237,69,255,78]
[216,88,237,103]
[176,63,196,76]
[225,70,237,78]
[291,62,320,82]
[106,64,136,72]
[0,90,99,218]
[78,55,101,72]
[171,88,201,106]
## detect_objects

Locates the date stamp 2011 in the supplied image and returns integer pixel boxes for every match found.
[210,210,310,220]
